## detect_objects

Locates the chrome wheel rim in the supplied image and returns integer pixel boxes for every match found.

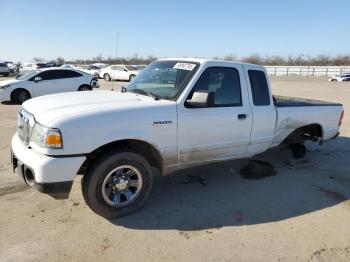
[18,92,28,103]
[101,165,143,207]
[104,74,110,81]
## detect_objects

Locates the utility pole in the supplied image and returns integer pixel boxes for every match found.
[115,32,119,63]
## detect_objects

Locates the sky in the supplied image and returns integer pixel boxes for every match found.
[1,0,349,62]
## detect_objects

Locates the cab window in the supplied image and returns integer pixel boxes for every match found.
[248,70,271,106]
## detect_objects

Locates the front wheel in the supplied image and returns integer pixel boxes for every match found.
[82,151,153,218]
[11,89,31,104]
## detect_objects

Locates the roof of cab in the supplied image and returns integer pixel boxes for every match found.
[157,57,262,67]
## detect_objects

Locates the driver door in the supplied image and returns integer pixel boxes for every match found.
[114,66,129,80]
[29,70,58,97]
[177,65,252,166]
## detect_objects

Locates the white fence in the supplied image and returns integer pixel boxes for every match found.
[265,66,350,76]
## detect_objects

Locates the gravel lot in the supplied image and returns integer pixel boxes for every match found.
[0,76,349,262]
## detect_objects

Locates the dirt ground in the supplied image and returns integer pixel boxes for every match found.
[0,76,349,262]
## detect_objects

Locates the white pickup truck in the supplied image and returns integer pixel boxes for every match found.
[11,58,344,218]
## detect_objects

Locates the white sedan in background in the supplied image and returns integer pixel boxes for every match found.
[18,63,38,76]
[329,73,350,81]
[0,68,99,104]
[100,65,139,81]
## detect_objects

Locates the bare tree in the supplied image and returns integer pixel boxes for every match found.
[241,54,263,65]
[223,53,237,61]
[33,57,45,62]
[56,57,65,65]
[64,54,350,66]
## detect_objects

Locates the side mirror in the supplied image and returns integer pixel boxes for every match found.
[34,77,42,83]
[123,69,128,72]
[185,91,214,108]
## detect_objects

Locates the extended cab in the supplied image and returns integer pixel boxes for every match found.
[11,59,344,218]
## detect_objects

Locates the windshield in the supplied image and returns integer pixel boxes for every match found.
[125,65,137,71]
[17,70,39,80]
[126,60,199,100]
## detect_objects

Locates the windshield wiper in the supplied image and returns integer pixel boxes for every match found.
[128,88,159,100]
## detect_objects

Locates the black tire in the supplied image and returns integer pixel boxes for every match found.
[291,143,306,159]
[78,85,92,91]
[129,74,136,81]
[331,79,337,82]
[104,73,111,81]
[11,89,31,104]
[82,150,153,218]
[4,73,10,77]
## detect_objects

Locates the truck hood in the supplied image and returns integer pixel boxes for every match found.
[22,90,174,126]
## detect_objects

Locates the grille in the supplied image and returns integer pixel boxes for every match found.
[17,109,34,146]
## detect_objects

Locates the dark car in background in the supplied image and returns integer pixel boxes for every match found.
[0,63,10,77]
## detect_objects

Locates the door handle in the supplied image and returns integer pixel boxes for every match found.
[238,114,247,120]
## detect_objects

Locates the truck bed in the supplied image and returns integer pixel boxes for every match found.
[273,95,342,107]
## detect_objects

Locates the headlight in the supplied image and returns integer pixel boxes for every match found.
[0,85,10,89]
[31,122,62,148]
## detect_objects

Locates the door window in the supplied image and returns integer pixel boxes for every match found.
[57,70,83,79]
[30,70,58,81]
[188,66,242,107]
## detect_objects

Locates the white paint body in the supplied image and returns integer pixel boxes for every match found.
[11,59,343,185]
[0,68,98,102]
[100,65,139,81]
[18,63,37,76]
[329,73,350,81]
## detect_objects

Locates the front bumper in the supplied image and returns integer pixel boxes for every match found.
[11,133,86,198]
[0,88,11,102]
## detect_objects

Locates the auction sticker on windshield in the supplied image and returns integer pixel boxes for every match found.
[173,63,196,71]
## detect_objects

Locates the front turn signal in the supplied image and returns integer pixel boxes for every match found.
[46,130,62,148]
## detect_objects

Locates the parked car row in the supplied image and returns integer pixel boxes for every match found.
[0,61,147,104]
[329,73,350,82]
[0,68,99,104]
[17,62,62,77]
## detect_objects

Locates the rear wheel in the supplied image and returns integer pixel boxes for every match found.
[78,85,91,91]
[129,74,136,81]
[290,143,306,159]
[82,151,153,218]
[104,73,111,81]
[11,89,31,104]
